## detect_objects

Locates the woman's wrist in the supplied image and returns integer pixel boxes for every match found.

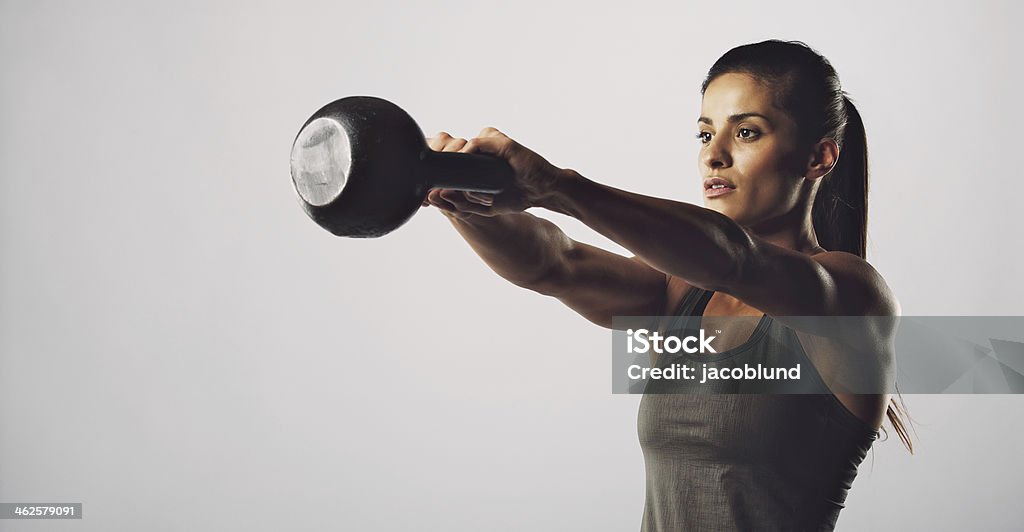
[533,168,587,219]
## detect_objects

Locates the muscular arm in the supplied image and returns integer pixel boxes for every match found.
[427,130,897,347]
[537,172,900,344]
[422,132,668,329]
[435,205,667,329]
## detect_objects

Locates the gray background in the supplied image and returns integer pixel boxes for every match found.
[2,1,1022,530]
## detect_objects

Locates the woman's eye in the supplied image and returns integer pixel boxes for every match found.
[738,128,760,139]
[696,132,712,144]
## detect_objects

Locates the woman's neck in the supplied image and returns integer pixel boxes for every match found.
[746,204,823,255]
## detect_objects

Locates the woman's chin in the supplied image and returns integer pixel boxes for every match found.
[704,202,733,218]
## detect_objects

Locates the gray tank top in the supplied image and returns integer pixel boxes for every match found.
[638,287,879,531]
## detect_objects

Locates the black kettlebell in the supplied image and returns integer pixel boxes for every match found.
[289,96,515,237]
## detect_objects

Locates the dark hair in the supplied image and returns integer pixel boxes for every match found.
[701,40,914,453]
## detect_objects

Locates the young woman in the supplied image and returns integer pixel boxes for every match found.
[422,40,912,531]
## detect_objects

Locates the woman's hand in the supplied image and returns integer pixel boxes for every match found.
[422,128,566,218]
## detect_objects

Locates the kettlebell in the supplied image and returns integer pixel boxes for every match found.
[289,96,514,237]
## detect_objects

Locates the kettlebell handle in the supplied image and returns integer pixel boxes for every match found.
[423,150,514,193]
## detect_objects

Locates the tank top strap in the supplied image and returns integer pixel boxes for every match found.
[673,286,711,317]
[656,287,710,336]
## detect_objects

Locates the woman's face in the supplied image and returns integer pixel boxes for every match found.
[697,72,810,227]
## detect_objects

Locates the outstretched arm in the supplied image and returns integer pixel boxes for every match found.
[462,129,899,346]
[424,133,667,329]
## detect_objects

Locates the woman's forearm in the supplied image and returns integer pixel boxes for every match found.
[444,211,573,290]
[536,171,750,290]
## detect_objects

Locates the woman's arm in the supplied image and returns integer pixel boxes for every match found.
[540,173,899,344]
[538,172,899,317]
[432,206,667,329]
[425,133,667,329]
[463,129,899,346]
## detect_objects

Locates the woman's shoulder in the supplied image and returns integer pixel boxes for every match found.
[675,248,901,318]
[810,250,901,317]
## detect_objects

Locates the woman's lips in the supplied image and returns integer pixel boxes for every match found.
[703,177,736,198]
[705,186,736,198]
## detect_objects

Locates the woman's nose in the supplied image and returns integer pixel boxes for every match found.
[702,137,731,170]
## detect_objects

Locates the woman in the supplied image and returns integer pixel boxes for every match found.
[422,40,912,531]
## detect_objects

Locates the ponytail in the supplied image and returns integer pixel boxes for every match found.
[813,95,916,454]
[811,95,868,259]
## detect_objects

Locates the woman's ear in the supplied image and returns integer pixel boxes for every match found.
[804,138,840,180]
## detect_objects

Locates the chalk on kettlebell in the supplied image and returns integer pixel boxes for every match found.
[290,96,514,237]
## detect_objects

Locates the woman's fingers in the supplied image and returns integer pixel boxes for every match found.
[427,189,455,211]
[464,191,495,206]
[427,131,470,153]
[442,137,468,152]
[422,131,496,213]
[464,134,515,159]
[439,189,493,215]
[426,189,470,214]
[429,128,512,155]
[476,126,506,139]
[426,131,451,151]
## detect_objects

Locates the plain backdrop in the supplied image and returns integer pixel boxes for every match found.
[2,1,1022,530]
